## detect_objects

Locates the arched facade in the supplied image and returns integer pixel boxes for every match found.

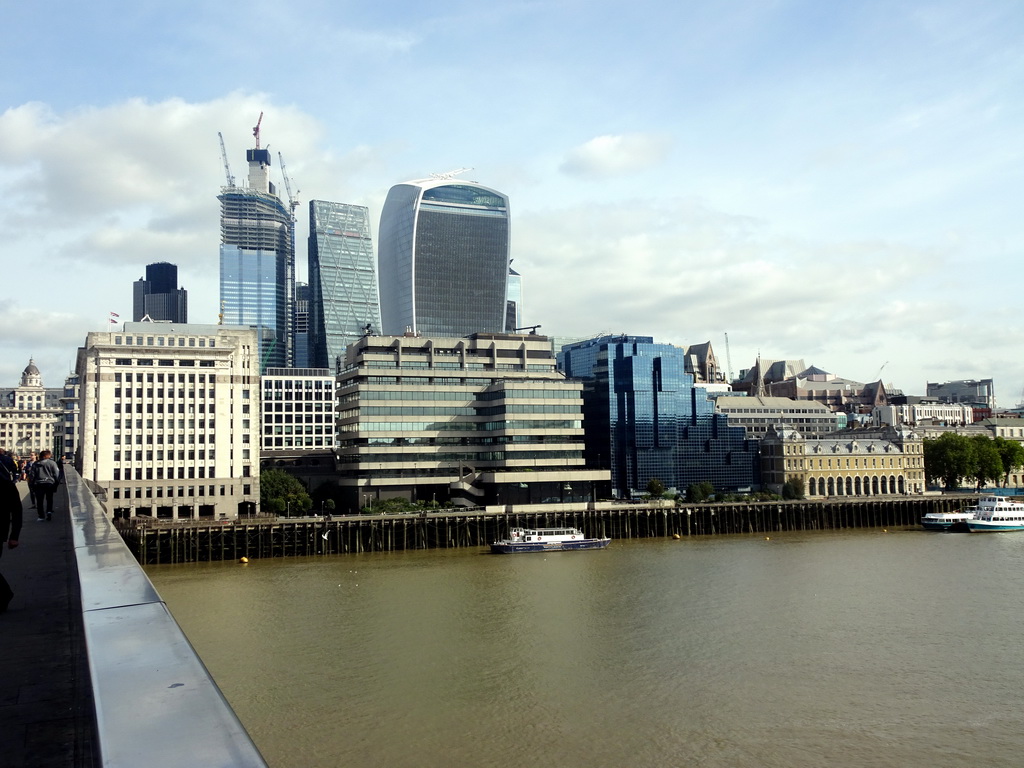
[760,425,926,497]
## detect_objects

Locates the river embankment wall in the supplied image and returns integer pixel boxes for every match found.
[122,495,967,565]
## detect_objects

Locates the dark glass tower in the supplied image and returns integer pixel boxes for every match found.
[377,179,509,337]
[293,282,310,368]
[308,200,380,370]
[561,335,760,497]
[132,262,187,322]
[218,145,294,370]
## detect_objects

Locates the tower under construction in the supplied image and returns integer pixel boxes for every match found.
[217,115,294,370]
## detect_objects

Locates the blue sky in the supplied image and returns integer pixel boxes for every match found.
[2,0,1023,405]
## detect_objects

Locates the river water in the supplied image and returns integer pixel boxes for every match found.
[147,528,1024,768]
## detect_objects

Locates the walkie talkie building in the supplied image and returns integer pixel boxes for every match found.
[377,178,510,337]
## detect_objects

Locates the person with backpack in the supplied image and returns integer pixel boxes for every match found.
[0,448,22,612]
[30,450,62,522]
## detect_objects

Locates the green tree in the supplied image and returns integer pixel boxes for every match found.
[645,477,666,498]
[993,437,1024,486]
[924,432,976,490]
[685,481,714,502]
[970,435,1004,490]
[782,477,805,500]
[260,468,312,516]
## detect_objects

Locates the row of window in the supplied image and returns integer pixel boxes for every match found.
[339,450,583,464]
[341,419,583,432]
[115,388,215,399]
[114,358,216,368]
[111,484,250,500]
[114,336,217,348]
[114,419,216,429]
[115,373,216,383]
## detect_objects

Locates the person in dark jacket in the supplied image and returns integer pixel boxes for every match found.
[0,450,23,612]
[30,450,62,522]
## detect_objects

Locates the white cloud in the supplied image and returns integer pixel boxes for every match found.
[559,133,672,179]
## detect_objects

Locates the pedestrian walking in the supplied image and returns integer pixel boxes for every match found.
[0,449,22,612]
[30,450,62,522]
[22,452,37,508]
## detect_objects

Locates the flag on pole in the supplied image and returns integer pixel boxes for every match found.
[110,312,119,317]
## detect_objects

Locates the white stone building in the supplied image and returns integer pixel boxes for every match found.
[0,360,63,457]
[76,323,261,520]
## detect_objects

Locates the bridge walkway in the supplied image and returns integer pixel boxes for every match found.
[0,484,95,767]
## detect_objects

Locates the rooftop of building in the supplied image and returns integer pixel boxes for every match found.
[716,395,834,412]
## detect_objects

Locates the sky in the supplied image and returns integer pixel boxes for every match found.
[2,0,1023,405]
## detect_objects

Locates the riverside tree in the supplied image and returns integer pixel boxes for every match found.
[260,468,313,516]
[994,437,1024,486]
[923,432,1018,490]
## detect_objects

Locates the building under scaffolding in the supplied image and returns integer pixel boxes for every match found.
[218,139,294,370]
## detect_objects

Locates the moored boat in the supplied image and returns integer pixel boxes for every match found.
[490,527,610,554]
[964,496,1024,532]
[920,510,975,531]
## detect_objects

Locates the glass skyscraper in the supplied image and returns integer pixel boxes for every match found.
[308,200,381,371]
[132,262,187,323]
[377,179,509,337]
[218,147,294,370]
[293,282,310,368]
[561,335,760,497]
[505,266,522,332]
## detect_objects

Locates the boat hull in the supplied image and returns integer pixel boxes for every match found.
[490,538,610,554]
[920,515,974,531]
[966,521,1024,533]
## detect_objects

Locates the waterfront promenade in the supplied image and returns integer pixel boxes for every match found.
[0,485,95,767]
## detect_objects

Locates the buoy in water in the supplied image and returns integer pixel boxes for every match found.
[239,557,249,564]
[672,533,681,540]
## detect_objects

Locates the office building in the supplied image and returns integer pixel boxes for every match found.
[377,178,510,337]
[261,367,336,453]
[293,282,310,368]
[506,266,522,332]
[60,372,81,461]
[760,425,925,496]
[133,262,188,323]
[218,140,294,370]
[308,200,380,370]
[714,395,842,438]
[561,335,760,497]
[926,379,996,410]
[335,333,608,512]
[75,323,261,520]
[0,360,63,457]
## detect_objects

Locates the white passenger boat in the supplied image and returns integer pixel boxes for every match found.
[920,510,975,531]
[964,496,1024,532]
[490,527,610,554]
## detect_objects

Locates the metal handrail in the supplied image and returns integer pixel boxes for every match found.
[66,469,268,768]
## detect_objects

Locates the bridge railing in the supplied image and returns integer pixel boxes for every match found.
[66,468,268,768]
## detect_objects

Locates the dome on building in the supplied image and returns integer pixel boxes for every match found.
[20,358,42,388]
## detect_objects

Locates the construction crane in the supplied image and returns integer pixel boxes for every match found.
[278,152,300,217]
[724,332,734,383]
[875,361,889,382]
[217,132,235,187]
[253,111,264,149]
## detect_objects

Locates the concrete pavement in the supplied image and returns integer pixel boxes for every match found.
[0,483,95,767]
